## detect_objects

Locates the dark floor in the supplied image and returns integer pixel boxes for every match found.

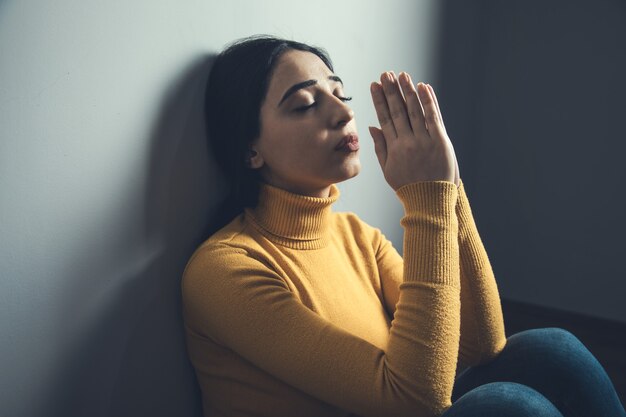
[501,298,626,407]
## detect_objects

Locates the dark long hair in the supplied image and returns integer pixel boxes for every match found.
[205,34,334,235]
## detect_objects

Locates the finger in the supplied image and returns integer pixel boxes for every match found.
[417,82,446,140]
[427,84,446,131]
[370,81,397,140]
[447,136,459,186]
[368,126,387,169]
[399,72,428,136]
[427,83,455,158]
[381,71,413,138]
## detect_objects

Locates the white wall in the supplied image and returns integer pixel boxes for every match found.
[0,1,441,415]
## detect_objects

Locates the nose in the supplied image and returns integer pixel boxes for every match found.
[329,95,355,128]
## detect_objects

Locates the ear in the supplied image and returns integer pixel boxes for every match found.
[246,145,264,170]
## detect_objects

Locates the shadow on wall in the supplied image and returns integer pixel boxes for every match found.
[45,54,221,417]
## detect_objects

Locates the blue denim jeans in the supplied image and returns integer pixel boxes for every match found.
[441,327,626,417]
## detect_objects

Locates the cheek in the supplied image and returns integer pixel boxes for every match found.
[258,117,327,164]
[259,133,308,168]
[276,127,325,154]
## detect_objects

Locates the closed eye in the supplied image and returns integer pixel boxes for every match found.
[295,96,353,112]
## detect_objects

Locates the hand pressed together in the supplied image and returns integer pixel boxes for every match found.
[369,71,460,190]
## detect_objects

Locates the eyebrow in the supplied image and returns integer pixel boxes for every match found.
[277,75,344,107]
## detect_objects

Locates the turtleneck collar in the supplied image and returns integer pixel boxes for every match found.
[244,182,340,250]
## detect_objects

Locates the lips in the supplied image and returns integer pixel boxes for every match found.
[335,133,360,151]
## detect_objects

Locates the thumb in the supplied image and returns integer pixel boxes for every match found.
[368,126,387,169]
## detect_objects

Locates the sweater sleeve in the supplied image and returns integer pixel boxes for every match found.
[182,181,460,417]
[455,180,507,368]
[376,180,508,373]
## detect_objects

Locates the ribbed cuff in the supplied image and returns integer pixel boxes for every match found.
[396,181,457,215]
[395,181,459,286]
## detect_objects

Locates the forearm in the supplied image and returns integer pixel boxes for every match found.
[393,180,462,414]
[456,180,507,367]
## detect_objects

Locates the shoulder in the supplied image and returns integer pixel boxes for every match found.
[332,211,400,258]
[181,238,289,332]
[332,211,385,246]
[181,216,282,296]
[190,212,271,263]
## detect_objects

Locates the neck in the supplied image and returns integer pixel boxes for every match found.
[245,182,340,249]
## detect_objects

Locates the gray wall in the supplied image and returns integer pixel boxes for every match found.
[0,1,441,415]
[436,0,626,323]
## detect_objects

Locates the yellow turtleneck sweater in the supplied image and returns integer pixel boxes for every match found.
[181,180,506,417]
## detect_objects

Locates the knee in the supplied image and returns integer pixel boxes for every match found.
[445,382,562,417]
[507,327,585,355]
[502,327,597,372]
[513,327,578,342]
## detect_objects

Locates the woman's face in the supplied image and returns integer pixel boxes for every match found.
[249,49,360,198]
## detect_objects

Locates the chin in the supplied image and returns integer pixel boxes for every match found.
[335,159,361,183]
[347,164,361,179]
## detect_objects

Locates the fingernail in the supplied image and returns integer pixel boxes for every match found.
[417,83,426,96]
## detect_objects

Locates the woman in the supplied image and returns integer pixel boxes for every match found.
[181,35,625,417]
